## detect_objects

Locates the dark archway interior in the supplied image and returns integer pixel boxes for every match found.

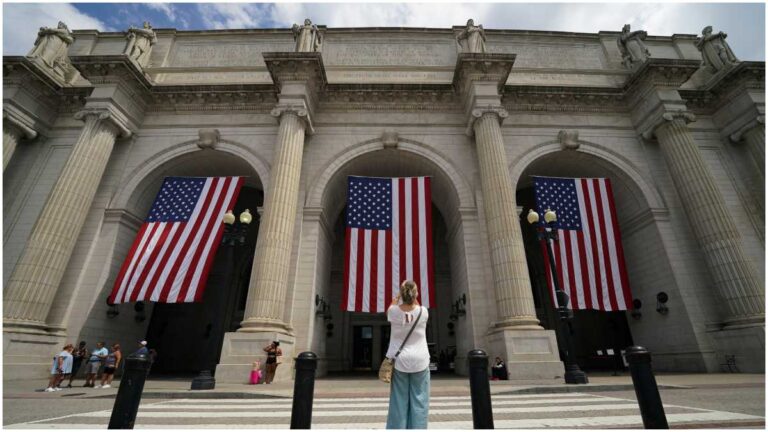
[144,186,263,375]
[517,151,639,372]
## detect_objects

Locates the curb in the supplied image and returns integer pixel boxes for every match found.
[89,391,290,399]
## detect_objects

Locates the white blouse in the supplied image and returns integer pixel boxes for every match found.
[386,305,430,373]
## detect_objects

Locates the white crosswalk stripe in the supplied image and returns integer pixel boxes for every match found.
[6,393,764,429]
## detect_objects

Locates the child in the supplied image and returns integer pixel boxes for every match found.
[249,360,262,385]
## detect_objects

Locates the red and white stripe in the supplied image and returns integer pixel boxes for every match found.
[541,178,632,311]
[343,177,434,313]
[109,177,244,304]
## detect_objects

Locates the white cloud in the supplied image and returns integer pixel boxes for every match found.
[2,3,110,55]
[147,3,175,21]
[196,3,272,30]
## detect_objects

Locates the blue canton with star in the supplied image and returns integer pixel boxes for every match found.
[147,177,206,222]
[532,176,582,231]
[346,176,392,230]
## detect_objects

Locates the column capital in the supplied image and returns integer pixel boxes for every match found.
[74,107,133,138]
[3,111,38,140]
[270,102,314,135]
[730,115,765,142]
[466,104,508,136]
[640,108,697,140]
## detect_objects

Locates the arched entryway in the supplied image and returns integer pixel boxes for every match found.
[512,145,695,371]
[307,143,474,375]
[111,148,264,375]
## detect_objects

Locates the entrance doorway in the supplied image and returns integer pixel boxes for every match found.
[143,186,262,375]
[352,326,374,370]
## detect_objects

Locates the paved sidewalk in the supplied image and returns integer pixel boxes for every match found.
[5,373,763,399]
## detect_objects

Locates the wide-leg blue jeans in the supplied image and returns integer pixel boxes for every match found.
[386,368,430,429]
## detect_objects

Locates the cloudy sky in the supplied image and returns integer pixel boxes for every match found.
[3,2,765,60]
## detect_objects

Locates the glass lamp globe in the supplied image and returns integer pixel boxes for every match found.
[223,210,236,225]
[240,209,253,225]
[526,209,540,225]
[544,209,557,224]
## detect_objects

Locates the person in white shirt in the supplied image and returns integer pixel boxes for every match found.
[385,280,430,429]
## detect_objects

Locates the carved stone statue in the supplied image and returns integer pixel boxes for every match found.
[291,19,322,52]
[124,21,157,67]
[27,21,74,72]
[695,26,739,73]
[617,24,651,69]
[456,19,487,53]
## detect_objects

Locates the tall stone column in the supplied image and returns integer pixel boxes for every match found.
[3,112,38,170]
[4,109,129,334]
[240,107,308,333]
[472,109,540,329]
[655,113,764,325]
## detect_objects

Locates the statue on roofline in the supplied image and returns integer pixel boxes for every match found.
[456,19,487,54]
[292,18,322,52]
[124,21,157,68]
[695,25,739,74]
[617,24,651,69]
[27,21,74,71]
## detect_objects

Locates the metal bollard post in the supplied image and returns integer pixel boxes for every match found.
[108,353,151,429]
[468,349,494,429]
[290,352,318,429]
[625,346,669,429]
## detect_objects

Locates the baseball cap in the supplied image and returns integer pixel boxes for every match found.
[140,340,147,346]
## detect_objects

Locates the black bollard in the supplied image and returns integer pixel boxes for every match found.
[108,353,151,429]
[290,352,318,429]
[468,349,494,429]
[625,346,669,429]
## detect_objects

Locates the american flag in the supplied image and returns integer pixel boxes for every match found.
[532,176,632,311]
[108,176,244,304]
[343,176,434,313]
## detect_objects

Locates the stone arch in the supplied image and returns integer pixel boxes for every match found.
[509,140,666,212]
[111,139,270,214]
[306,138,475,224]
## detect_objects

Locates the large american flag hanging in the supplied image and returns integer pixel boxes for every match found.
[343,176,434,313]
[108,176,244,304]
[532,176,632,311]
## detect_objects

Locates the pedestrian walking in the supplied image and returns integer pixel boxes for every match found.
[98,343,122,388]
[84,342,108,387]
[385,280,430,429]
[66,341,87,388]
[45,344,74,392]
[263,341,282,384]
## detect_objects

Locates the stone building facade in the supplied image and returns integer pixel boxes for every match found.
[3,18,764,382]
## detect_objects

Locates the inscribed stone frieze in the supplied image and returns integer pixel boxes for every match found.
[168,42,294,67]
[326,69,453,84]
[323,42,455,66]
[506,72,623,87]
[156,71,272,84]
[489,43,605,69]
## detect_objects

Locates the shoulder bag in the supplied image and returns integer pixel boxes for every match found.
[379,306,423,383]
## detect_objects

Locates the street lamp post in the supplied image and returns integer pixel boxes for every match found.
[191,208,254,390]
[527,208,589,384]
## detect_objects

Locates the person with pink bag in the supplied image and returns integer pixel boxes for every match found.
[249,360,263,384]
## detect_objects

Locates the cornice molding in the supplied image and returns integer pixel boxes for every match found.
[452,52,516,95]
[69,55,153,90]
[262,52,327,92]
[503,86,627,113]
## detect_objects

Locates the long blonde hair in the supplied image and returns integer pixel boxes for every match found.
[400,280,418,305]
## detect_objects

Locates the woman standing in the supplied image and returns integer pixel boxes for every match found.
[385,280,430,429]
[263,341,282,384]
[98,344,122,388]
